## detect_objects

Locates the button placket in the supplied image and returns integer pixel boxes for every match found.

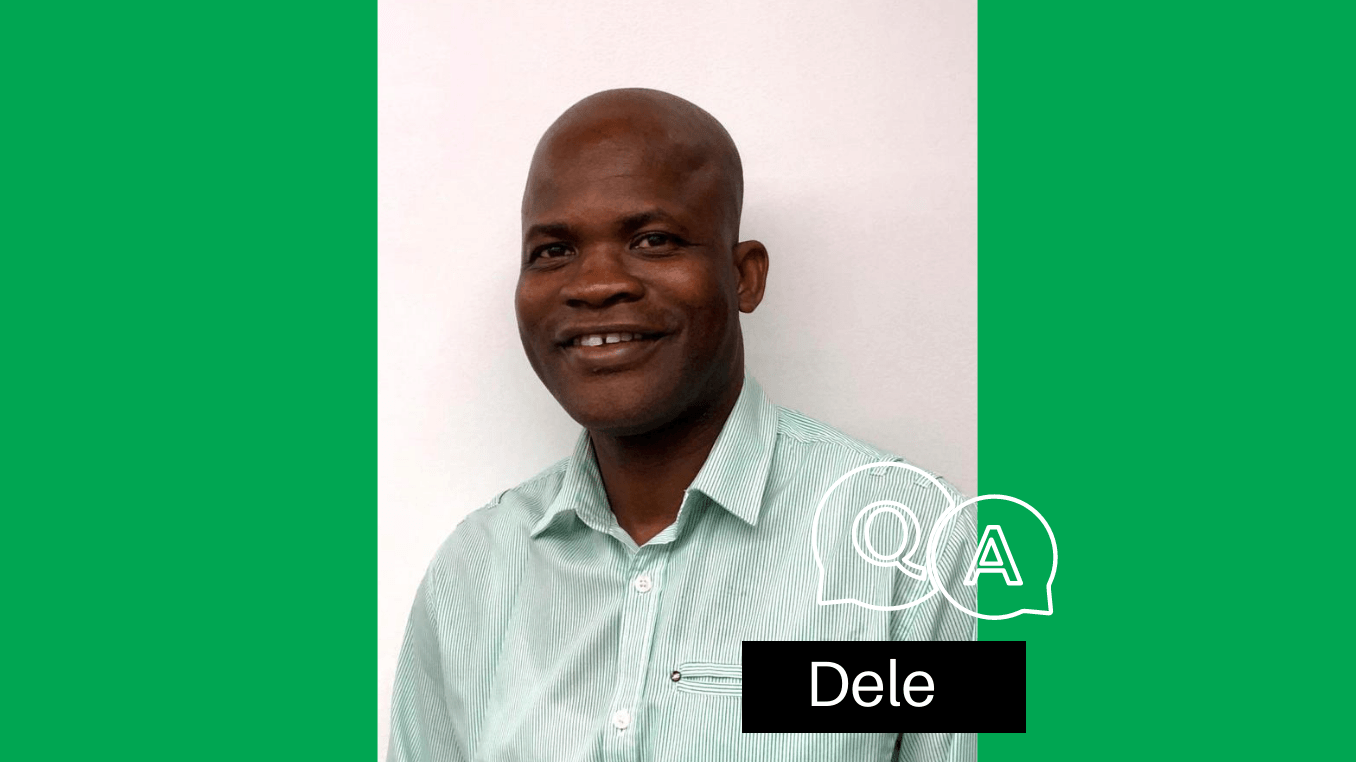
[605,543,673,757]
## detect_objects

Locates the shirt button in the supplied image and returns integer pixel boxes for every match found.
[612,708,631,730]
[671,670,682,682]
[633,574,653,594]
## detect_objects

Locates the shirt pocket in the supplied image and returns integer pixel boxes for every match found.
[672,661,742,697]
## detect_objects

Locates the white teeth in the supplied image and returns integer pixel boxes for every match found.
[574,332,649,347]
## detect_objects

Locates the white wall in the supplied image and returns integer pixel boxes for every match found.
[378,0,975,754]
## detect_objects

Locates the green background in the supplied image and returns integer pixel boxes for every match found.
[6,1,1348,759]
[6,3,369,758]
[979,2,1350,760]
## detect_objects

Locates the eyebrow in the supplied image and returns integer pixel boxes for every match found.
[617,209,680,234]
[523,209,684,242]
[523,222,574,241]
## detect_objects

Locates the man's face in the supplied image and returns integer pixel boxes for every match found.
[516,132,744,436]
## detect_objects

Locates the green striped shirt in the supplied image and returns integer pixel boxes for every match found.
[388,376,976,762]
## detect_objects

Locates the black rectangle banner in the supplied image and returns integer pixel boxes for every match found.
[741,640,1026,733]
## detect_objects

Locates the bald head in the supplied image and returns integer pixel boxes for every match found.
[523,88,744,242]
[514,88,768,437]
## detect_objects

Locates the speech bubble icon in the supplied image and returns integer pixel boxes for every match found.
[925,495,1057,620]
[850,500,928,579]
[812,461,958,611]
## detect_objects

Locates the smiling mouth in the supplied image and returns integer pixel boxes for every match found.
[565,331,664,348]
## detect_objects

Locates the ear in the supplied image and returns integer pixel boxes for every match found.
[732,240,769,313]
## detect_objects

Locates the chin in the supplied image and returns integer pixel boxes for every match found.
[560,396,665,436]
[553,376,680,436]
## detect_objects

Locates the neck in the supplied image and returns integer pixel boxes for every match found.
[590,376,744,546]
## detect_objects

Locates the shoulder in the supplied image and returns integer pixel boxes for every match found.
[425,458,569,579]
[771,403,952,480]
[774,405,898,461]
[769,404,964,506]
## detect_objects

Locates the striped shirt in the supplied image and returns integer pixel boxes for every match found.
[387,376,976,762]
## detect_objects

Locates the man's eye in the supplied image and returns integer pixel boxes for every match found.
[534,243,570,260]
[636,233,674,248]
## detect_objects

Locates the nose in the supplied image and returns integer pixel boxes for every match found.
[560,246,644,308]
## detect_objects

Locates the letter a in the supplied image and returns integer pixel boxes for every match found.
[963,525,1023,586]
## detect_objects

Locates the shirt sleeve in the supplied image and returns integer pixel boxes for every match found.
[386,573,466,762]
[887,482,977,762]
[889,481,977,642]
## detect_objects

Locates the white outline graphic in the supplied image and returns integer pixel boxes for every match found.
[812,461,953,611]
[850,500,927,579]
[813,466,1059,619]
[925,495,1058,620]
[963,525,1023,586]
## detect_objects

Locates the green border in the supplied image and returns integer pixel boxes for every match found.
[979,2,1349,759]
[7,3,370,758]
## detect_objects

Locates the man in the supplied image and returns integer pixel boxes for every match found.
[388,88,975,762]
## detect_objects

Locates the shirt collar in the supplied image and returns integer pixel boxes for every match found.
[685,375,779,527]
[529,429,611,538]
[530,375,779,539]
